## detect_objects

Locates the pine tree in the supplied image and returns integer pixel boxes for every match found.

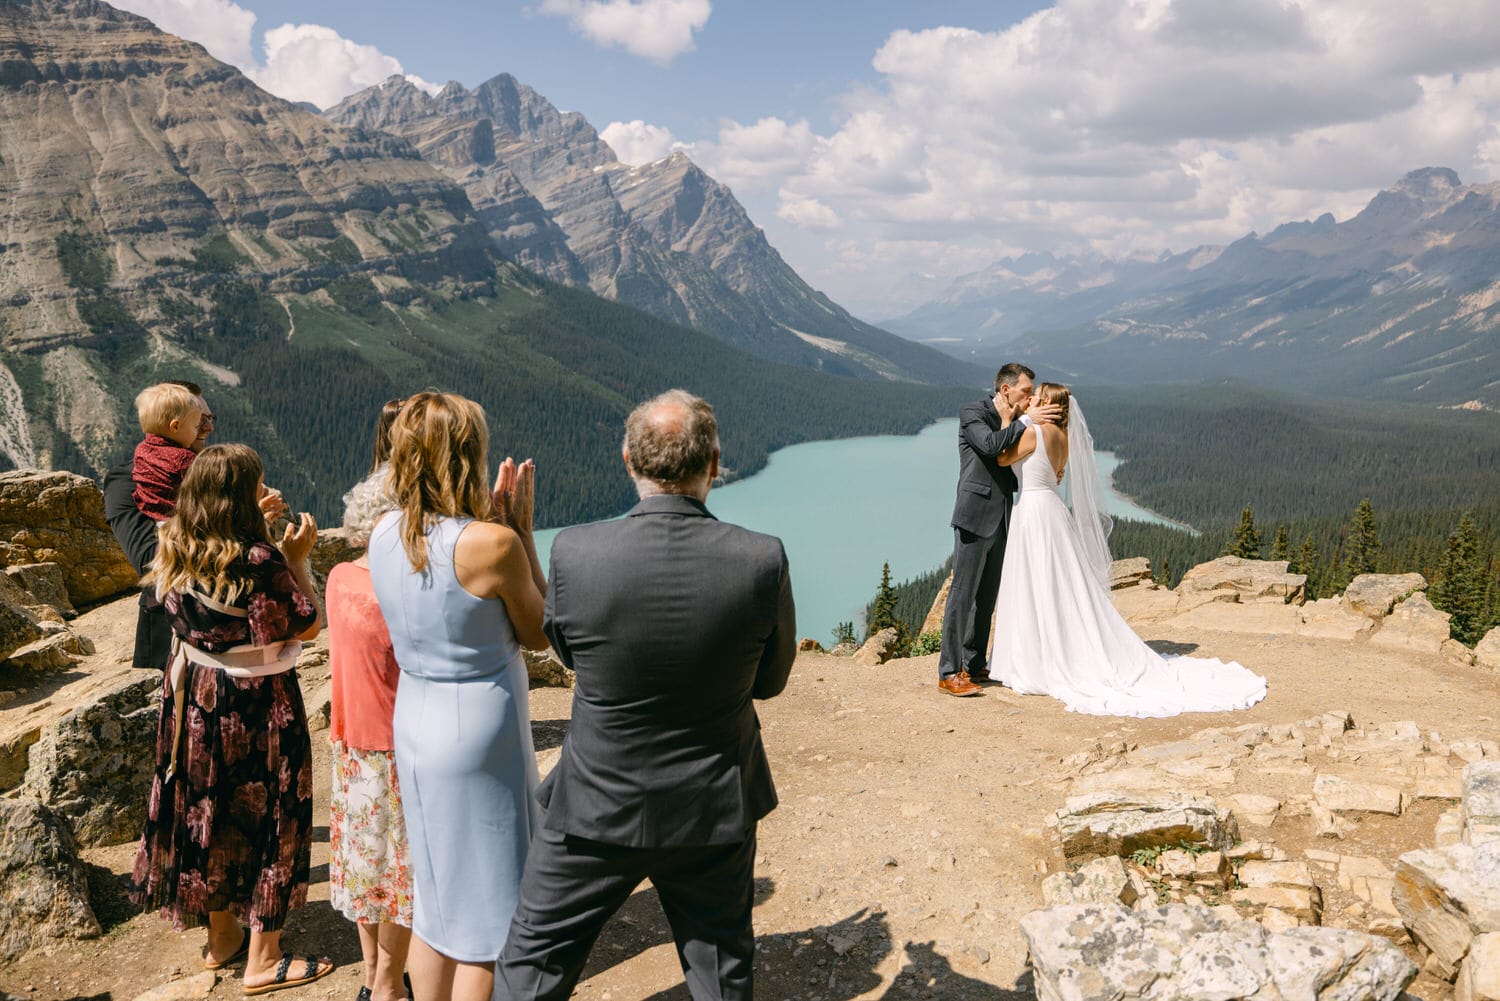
[866,562,911,653]
[1222,506,1262,559]
[1270,524,1290,562]
[1431,513,1486,644]
[1295,535,1322,599]
[1344,499,1381,578]
[832,621,856,648]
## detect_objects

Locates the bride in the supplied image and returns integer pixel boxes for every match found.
[988,383,1267,717]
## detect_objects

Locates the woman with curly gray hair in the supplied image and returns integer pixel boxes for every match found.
[326,400,413,1001]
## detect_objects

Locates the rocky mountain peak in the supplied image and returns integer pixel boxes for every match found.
[1394,166,1463,202]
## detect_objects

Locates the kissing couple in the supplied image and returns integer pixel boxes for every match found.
[936,363,1267,718]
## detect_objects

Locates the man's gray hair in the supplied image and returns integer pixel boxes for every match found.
[625,389,719,494]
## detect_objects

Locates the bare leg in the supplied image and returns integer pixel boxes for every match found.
[407,936,492,1001]
[406,936,452,1001]
[357,922,380,991]
[451,961,495,1001]
[204,911,244,966]
[372,923,413,1001]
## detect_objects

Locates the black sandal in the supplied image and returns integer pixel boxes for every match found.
[242,953,334,996]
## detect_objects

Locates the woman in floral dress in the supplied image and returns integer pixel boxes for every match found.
[130,443,334,996]
[328,399,414,1001]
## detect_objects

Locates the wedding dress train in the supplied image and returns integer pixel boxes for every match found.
[989,417,1266,718]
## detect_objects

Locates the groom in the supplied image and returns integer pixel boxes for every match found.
[937,362,1060,696]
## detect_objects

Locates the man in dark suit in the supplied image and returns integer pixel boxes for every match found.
[496,389,796,1001]
[937,363,1060,696]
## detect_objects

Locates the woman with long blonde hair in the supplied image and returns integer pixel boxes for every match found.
[131,443,335,996]
[366,392,546,1001]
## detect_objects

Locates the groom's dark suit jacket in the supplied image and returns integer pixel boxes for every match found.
[539,493,796,847]
[951,398,1029,537]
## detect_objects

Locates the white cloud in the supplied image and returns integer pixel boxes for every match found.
[601,120,684,165]
[114,0,258,67]
[776,192,840,231]
[255,24,436,110]
[705,0,1500,314]
[538,0,710,65]
[114,0,438,110]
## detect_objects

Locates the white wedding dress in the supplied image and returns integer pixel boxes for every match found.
[989,419,1267,718]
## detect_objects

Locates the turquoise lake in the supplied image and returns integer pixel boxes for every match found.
[534,418,1185,645]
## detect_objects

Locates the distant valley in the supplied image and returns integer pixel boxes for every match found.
[890,168,1500,405]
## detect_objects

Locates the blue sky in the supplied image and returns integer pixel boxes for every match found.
[115,0,1500,319]
[225,1,1046,135]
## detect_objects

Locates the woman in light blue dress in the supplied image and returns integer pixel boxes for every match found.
[366,392,548,1001]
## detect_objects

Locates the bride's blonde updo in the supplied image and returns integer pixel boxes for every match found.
[1036,382,1071,430]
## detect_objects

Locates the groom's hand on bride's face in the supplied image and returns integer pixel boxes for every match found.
[1029,400,1064,425]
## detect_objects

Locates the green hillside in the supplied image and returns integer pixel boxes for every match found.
[9,260,967,528]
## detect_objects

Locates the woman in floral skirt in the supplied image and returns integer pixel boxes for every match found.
[328,400,413,1001]
[130,443,333,996]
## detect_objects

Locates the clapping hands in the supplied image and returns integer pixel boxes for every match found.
[280,512,317,565]
[492,457,536,535]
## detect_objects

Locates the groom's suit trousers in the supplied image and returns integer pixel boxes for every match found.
[940,506,1011,678]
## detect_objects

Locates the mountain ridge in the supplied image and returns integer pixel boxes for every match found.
[327,74,976,385]
[890,168,1500,403]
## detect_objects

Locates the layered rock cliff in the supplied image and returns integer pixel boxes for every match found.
[328,75,975,384]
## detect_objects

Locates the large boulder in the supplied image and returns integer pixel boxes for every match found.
[1020,903,1415,1001]
[0,593,46,662]
[1465,762,1500,847]
[1476,628,1500,673]
[0,797,101,961]
[1393,841,1500,979]
[1051,790,1238,860]
[1177,557,1306,605]
[1110,557,1153,591]
[309,527,366,581]
[523,647,575,689]
[852,627,901,666]
[1040,856,1141,908]
[4,562,76,618]
[1344,573,1427,619]
[0,471,136,605]
[20,673,160,846]
[1372,593,1453,655]
[1460,933,1500,1001]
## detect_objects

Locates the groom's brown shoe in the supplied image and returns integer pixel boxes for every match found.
[938,674,982,696]
[968,668,992,683]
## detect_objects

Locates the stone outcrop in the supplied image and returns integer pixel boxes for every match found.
[1371,593,1453,655]
[1110,557,1154,590]
[1465,762,1500,846]
[1460,933,1500,1001]
[1476,628,1500,672]
[20,673,159,846]
[0,797,101,962]
[523,647,575,689]
[1050,790,1237,860]
[0,471,136,605]
[1393,841,1500,978]
[852,628,901,666]
[1176,556,1307,604]
[1039,856,1141,908]
[4,563,75,618]
[1020,903,1416,1001]
[1345,573,1428,619]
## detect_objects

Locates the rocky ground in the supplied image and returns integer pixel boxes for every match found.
[3,553,1499,1001]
